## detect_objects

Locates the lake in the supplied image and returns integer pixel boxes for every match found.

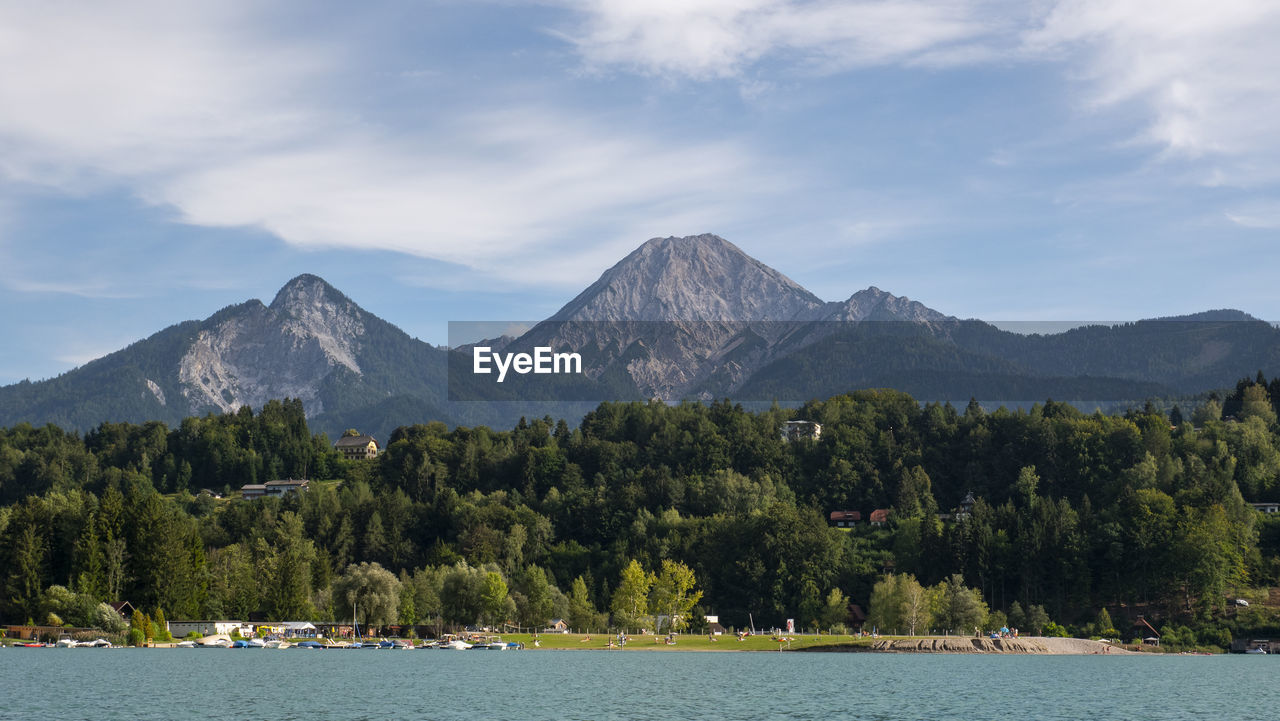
[0,648,1272,720]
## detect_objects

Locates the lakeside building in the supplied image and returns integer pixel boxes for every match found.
[168,620,245,638]
[829,510,861,528]
[108,601,135,621]
[781,420,822,442]
[1132,616,1161,646]
[241,479,310,500]
[335,433,380,460]
[4,624,97,641]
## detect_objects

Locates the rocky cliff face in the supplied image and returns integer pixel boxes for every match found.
[551,234,825,321]
[178,275,367,415]
[821,286,952,323]
[520,235,951,400]
[5,233,1274,434]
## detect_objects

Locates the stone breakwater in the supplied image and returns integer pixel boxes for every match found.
[799,637,1129,654]
[871,638,1052,653]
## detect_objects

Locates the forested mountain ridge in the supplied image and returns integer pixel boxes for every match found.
[5,235,1280,437]
[463,234,1280,402]
[0,275,453,440]
[3,381,1280,645]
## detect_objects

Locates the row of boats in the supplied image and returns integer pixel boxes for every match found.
[182,635,523,650]
[9,638,114,648]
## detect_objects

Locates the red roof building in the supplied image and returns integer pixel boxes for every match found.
[828,510,862,527]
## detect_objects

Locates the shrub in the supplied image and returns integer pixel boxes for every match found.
[92,603,128,634]
[1042,621,1070,638]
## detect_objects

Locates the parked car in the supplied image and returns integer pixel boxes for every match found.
[1235,598,1250,607]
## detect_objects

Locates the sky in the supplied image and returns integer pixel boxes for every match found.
[2,0,1279,385]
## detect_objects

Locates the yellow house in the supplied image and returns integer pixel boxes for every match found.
[335,433,379,460]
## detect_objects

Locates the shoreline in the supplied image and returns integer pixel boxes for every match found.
[3,634,1145,655]
[795,636,1136,655]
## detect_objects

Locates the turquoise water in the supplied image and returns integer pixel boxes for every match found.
[0,649,1273,720]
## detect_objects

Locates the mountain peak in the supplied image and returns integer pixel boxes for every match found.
[550,234,824,321]
[270,274,346,311]
[823,286,951,323]
[1142,309,1261,323]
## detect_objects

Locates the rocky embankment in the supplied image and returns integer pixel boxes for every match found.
[802,637,1129,654]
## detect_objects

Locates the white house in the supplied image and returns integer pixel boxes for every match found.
[168,620,244,638]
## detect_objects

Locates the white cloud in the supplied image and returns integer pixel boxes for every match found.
[151,111,764,268]
[0,0,774,283]
[1225,202,1280,229]
[1024,0,1280,172]
[548,0,1015,79]
[0,1,324,187]
[551,0,1280,186]
[4,0,1279,294]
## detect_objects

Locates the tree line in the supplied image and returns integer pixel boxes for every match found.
[3,376,1280,645]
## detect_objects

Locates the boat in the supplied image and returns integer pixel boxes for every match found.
[55,637,77,648]
[230,640,250,648]
[293,640,324,649]
[1246,647,1268,654]
[176,640,196,648]
[442,639,473,650]
[473,635,519,650]
[264,639,290,649]
[246,638,266,648]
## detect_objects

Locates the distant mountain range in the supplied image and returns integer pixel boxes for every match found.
[452,234,1278,405]
[3,234,1279,439]
[0,275,453,440]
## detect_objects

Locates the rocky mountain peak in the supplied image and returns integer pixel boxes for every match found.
[550,233,825,321]
[824,286,951,323]
[270,274,348,313]
[177,274,367,416]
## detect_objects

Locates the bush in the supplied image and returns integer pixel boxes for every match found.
[92,603,128,634]
[1197,626,1231,649]
[1042,621,1070,638]
[127,628,145,647]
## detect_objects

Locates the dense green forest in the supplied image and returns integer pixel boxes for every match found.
[4,378,1280,648]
